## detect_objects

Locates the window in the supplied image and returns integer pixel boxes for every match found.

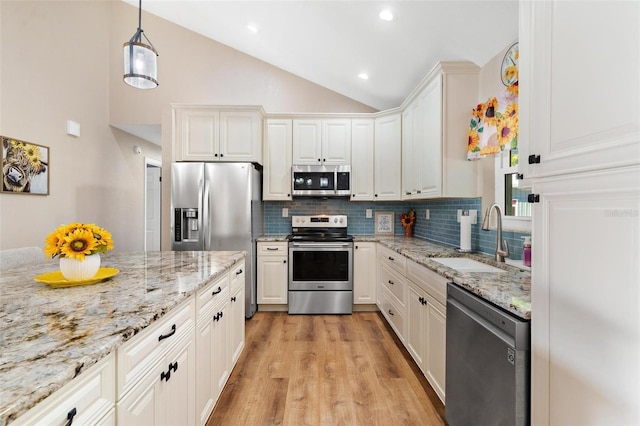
[495,148,531,232]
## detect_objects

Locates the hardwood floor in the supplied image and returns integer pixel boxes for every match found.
[207,311,446,425]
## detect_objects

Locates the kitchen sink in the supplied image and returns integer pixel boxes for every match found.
[431,257,505,273]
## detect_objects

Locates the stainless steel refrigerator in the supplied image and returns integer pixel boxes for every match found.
[171,162,263,318]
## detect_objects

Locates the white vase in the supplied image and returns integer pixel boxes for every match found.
[59,253,101,281]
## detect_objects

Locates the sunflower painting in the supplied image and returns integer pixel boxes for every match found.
[1,136,49,195]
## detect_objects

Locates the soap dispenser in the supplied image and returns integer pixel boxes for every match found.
[521,236,532,267]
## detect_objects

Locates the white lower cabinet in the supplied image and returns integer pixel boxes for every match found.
[353,242,376,304]
[376,245,448,403]
[229,282,246,366]
[12,353,116,426]
[257,242,288,304]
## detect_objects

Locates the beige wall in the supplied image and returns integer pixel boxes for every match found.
[0,1,161,252]
[0,1,371,252]
[107,1,376,129]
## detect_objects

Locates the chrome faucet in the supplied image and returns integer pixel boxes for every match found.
[482,203,510,262]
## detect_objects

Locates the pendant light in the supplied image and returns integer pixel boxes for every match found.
[123,0,158,89]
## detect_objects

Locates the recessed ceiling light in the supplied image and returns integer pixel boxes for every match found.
[358,73,369,80]
[247,24,258,33]
[379,10,394,21]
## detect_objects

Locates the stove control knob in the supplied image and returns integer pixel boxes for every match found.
[334,218,338,223]
[339,218,344,224]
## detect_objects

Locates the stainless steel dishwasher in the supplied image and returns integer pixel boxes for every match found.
[445,283,530,426]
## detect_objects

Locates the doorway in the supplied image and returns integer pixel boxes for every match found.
[145,158,162,251]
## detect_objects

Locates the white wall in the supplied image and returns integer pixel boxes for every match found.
[477,41,518,214]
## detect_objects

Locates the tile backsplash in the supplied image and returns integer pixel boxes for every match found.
[264,198,530,260]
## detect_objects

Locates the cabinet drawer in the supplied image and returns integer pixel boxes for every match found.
[407,259,448,306]
[379,245,406,275]
[13,353,115,426]
[197,273,229,317]
[380,288,405,341]
[258,241,288,255]
[379,264,406,307]
[117,298,195,399]
[229,260,246,293]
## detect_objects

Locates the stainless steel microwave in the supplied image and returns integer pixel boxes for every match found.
[291,165,351,197]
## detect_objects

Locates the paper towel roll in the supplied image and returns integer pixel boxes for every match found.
[460,215,472,251]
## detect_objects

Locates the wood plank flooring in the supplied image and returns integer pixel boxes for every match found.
[207,311,446,426]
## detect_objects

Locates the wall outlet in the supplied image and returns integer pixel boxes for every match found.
[425,209,430,220]
[282,208,288,217]
[366,209,372,218]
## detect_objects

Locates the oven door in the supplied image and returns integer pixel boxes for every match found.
[288,242,353,291]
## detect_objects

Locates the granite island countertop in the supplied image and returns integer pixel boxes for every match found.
[257,234,531,320]
[0,250,245,425]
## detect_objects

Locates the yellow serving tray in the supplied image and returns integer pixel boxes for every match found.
[34,267,120,288]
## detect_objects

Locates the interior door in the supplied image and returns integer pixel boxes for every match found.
[145,162,161,251]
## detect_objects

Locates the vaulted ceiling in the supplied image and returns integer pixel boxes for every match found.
[126,0,519,111]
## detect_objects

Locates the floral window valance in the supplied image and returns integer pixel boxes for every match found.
[467,81,518,160]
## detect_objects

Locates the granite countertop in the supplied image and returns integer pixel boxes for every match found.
[368,236,531,320]
[258,234,531,320]
[0,250,245,425]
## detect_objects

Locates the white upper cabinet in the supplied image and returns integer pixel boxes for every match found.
[402,62,479,199]
[292,118,351,165]
[263,119,293,201]
[350,118,375,200]
[374,113,402,201]
[173,106,263,163]
[519,1,640,179]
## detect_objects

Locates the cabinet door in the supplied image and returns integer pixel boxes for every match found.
[350,119,374,200]
[211,304,230,401]
[322,119,351,164]
[520,1,640,179]
[425,295,446,403]
[374,113,402,201]
[418,76,443,198]
[219,111,262,162]
[229,285,245,366]
[353,242,376,303]
[402,103,417,199]
[406,284,426,370]
[163,335,196,426]
[195,315,215,425]
[292,119,322,165]
[531,167,640,425]
[257,245,288,304]
[175,108,220,161]
[264,119,293,201]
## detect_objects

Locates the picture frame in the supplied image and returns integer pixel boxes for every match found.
[1,136,49,195]
[374,211,394,235]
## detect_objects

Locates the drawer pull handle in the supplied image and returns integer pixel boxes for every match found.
[169,361,178,373]
[65,407,77,426]
[231,296,237,302]
[388,309,394,316]
[158,324,176,341]
[388,280,394,285]
[266,247,279,251]
[161,369,171,382]
[212,287,222,296]
[236,269,243,275]
[388,256,394,261]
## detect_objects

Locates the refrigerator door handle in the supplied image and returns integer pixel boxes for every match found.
[203,177,210,250]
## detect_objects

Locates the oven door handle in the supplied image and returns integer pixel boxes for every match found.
[290,242,352,248]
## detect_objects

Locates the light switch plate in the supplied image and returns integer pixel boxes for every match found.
[282,208,288,217]
[366,209,372,218]
[425,209,430,220]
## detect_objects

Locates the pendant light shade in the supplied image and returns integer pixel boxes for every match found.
[123,0,158,89]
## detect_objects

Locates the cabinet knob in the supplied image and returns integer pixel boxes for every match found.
[220,153,224,158]
[355,245,358,249]
[214,153,219,157]
[283,260,287,264]
[375,194,378,197]
[317,158,321,162]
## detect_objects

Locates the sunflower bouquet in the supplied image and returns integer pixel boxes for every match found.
[400,209,416,228]
[45,223,114,260]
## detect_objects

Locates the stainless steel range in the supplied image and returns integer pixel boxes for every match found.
[287,215,353,314]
